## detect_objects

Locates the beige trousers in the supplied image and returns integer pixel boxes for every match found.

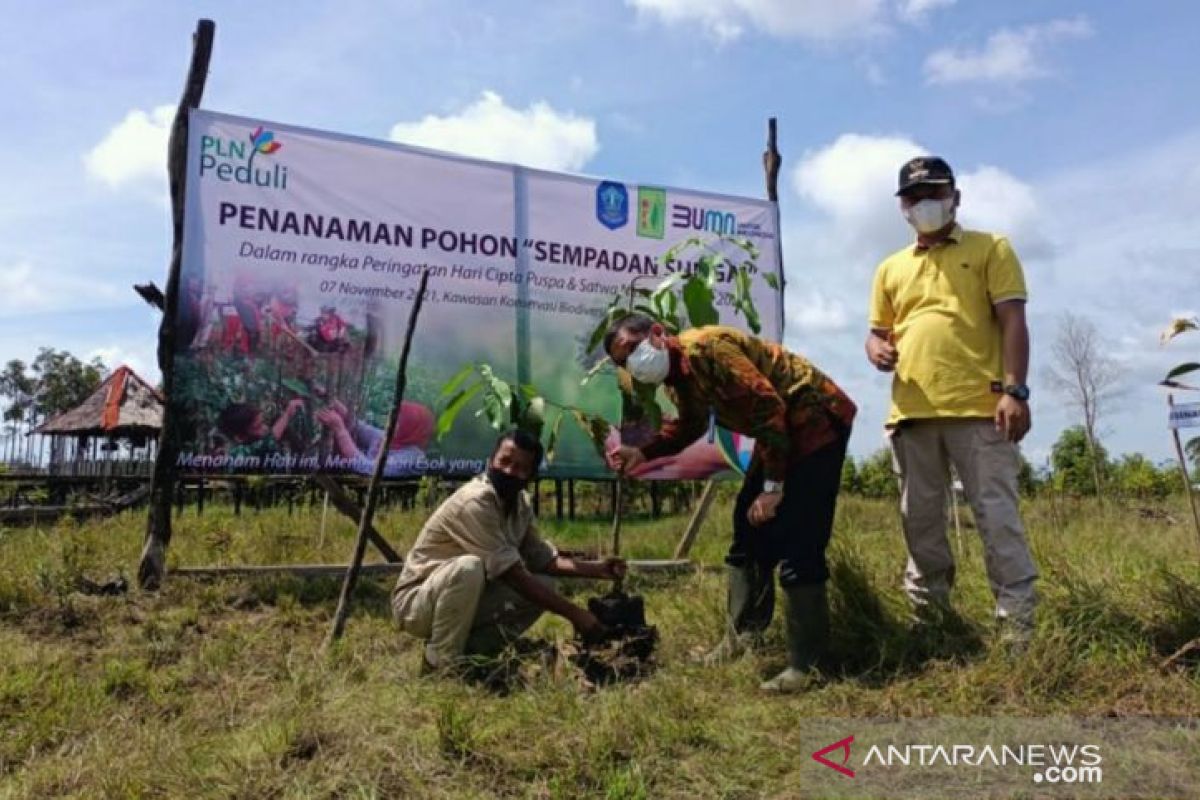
[392,555,553,667]
[889,419,1038,625]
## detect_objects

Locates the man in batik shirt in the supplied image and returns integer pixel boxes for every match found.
[605,315,856,693]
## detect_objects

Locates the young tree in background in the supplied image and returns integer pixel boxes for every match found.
[1050,426,1111,495]
[1044,312,1122,497]
[31,348,108,419]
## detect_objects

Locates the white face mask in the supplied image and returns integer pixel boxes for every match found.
[903,197,955,234]
[626,337,670,385]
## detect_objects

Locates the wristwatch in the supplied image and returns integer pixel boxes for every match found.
[1003,384,1031,402]
[763,480,784,494]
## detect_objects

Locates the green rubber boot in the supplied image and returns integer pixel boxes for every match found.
[761,583,828,693]
[703,562,774,666]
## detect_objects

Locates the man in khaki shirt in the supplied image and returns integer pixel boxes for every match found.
[393,430,626,672]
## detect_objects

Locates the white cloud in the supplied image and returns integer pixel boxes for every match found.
[791,133,923,260]
[389,91,598,172]
[862,59,887,86]
[898,0,955,23]
[0,262,123,315]
[791,133,1044,259]
[924,16,1092,85]
[783,133,1051,457]
[84,105,173,188]
[789,291,851,333]
[87,343,157,380]
[956,165,1045,253]
[782,127,1200,464]
[0,262,49,314]
[793,133,921,220]
[626,0,884,43]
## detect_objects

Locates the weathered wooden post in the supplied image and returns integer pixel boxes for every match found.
[326,270,430,646]
[673,481,719,559]
[610,478,624,565]
[137,19,215,590]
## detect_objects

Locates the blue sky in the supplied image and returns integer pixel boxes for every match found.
[2,0,1198,466]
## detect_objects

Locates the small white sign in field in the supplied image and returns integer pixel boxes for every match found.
[1168,402,1200,429]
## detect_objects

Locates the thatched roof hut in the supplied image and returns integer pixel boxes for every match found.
[34,365,162,439]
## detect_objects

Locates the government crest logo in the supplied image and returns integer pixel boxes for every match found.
[595,181,628,230]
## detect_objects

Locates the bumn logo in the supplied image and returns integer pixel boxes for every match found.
[812,735,855,778]
[671,203,737,235]
[637,187,666,239]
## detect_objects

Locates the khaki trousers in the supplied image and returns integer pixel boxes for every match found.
[889,419,1038,625]
[393,555,553,667]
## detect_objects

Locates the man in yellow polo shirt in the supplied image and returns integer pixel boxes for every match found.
[866,155,1038,643]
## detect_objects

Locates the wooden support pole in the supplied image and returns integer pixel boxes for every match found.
[326,270,430,646]
[763,116,781,202]
[568,479,576,520]
[175,563,406,580]
[169,558,693,581]
[137,19,215,590]
[610,478,625,592]
[312,474,403,563]
[673,480,718,559]
[763,115,786,335]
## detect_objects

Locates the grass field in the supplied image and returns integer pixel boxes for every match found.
[2,492,1199,798]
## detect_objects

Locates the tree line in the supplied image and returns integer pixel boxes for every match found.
[0,349,108,464]
[841,425,1188,501]
[2,308,1195,498]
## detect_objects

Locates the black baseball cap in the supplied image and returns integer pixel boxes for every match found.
[896,156,955,196]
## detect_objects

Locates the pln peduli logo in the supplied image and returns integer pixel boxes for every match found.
[595,180,629,230]
[199,125,289,190]
[636,186,666,239]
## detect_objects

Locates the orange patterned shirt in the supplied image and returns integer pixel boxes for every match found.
[639,326,856,481]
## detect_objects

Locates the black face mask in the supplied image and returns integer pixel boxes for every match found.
[487,467,527,505]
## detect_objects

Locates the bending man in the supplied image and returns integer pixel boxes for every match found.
[605,317,856,692]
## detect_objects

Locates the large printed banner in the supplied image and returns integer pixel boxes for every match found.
[174,110,782,478]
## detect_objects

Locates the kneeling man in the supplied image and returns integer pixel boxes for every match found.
[392,429,626,673]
